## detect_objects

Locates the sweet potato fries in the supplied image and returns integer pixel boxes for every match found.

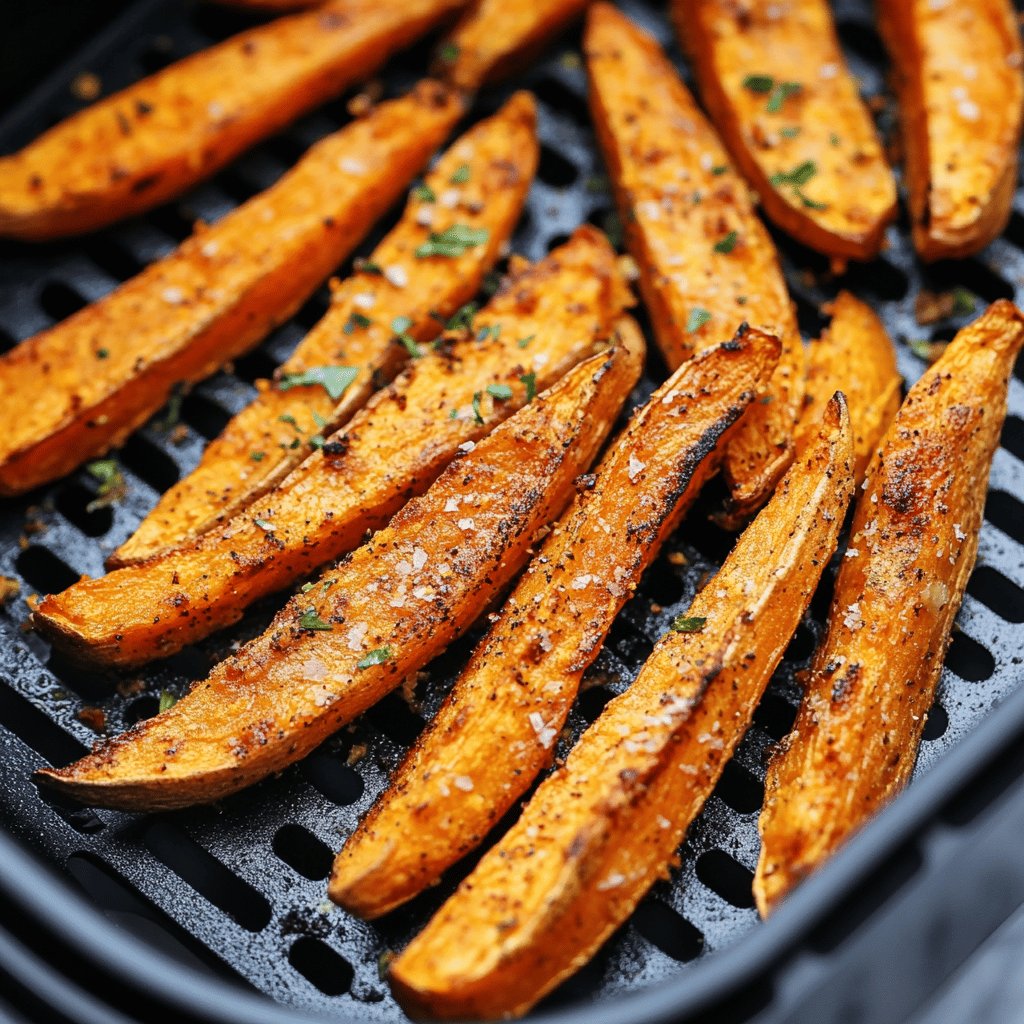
[390,394,854,1019]
[36,330,644,811]
[110,92,537,567]
[330,324,781,919]
[0,0,466,240]
[585,3,804,524]
[755,301,1024,916]
[0,82,461,497]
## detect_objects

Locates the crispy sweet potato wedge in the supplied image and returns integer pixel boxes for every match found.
[109,92,538,568]
[35,333,644,812]
[330,324,781,919]
[585,3,804,526]
[389,395,854,1020]
[673,0,896,262]
[878,0,1024,261]
[0,83,462,498]
[0,0,466,240]
[795,291,901,484]
[436,0,591,93]
[34,228,630,669]
[755,301,1024,917]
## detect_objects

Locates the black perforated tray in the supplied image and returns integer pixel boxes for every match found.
[1,2,1024,1022]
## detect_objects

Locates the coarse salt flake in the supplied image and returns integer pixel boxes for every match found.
[954,523,966,541]
[339,157,366,174]
[628,455,646,482]
[571,574,592,590]
[346,623,368,651]
[444,497,460,512]
[352,292,375,309]
[412,547,428,570]
[843,602,864,631]
[384,265,408,288]
[458,441,476,453]
[453,775,474,792]
[162,287,185,305]
[458,518,476,531]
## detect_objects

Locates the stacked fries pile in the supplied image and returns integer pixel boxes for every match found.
[1,0,1021,1016]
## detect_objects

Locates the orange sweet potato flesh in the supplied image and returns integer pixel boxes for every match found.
[754,300,1024,917]
[878,0,1024,261]
[35,333,644,812]
[330,324,781,919]
[674,0,897,262]
[0,83,462,498]
[794,291,901,484]
[390,395,854,1020]
[0,0,467,241]
[109,92,538,568]
[585,3,804,526]
[33,228,631,669]
[436,0,591,93]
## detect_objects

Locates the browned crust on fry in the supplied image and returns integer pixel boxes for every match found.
[755,300,1024,916]
[674,0,897,261]
[35,335,644,812]
[389,395,854,1020]
[109,92,538,567]
[0,83,462,497]
[329,323,781,919]
[877,0,1024,261]
[0,0,467,240]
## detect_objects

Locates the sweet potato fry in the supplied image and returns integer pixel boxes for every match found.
[585,3,804,526]
[35,332,644,812]
[389,395,854,1019]
[436,0,590,93]
[330,323,781,919]
[878,0,1024,261]
[755,301,1024,917]
[673,0,897,262]
[0,83,462,498]
[33,228,630,669]
[109,92,538,568]
[0,0,467,240]
[794,291,901,484]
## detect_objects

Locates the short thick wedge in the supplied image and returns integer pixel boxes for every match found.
[755,301,1024,916]
[878,0,1024,261]
[35,332,644,812]
[0,82,461,497]
[34,228,630,668]
[330,324,781,919]
[674,0,896,261]
[110,92,538,567]
[389,395,854,1019]
[586,3,804,525]
[0,0,467,240]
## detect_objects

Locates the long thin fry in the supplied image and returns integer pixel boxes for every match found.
[35,330,644,812]
[389,394,854,1020]
[110,92,538,567]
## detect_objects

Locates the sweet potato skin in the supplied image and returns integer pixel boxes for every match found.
[0,0,466,240]
[585,3,803,525]
[390,396,854,1020]
[878,0,1024,261]
[674,0,896,261]
[755,300,1024,917]
[329,324,780,919]
[109,92,538,568]
[437,0,590,93]
[0,83,462,498]
[33,228,630,669]
[35,335,644,812]
[795,291,901,484]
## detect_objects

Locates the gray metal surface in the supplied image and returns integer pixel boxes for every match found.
[0,0,1022,1019]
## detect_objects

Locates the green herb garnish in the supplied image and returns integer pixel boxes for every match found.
[85,459,126,513]
[670,615,707,633]
[487,383,512,401]
[158,690,177,713]
[471,391,484,425]
[277,365,359,401]
[713,231,739,254]
[517,335,535,349]
[951,287,976,316]
[521,372,537,403]
[416,224,490,259]
[437,42,460,63]
[770,160,818,187]
[357,646,393,669]
[449,163,471,184]
[686,308,712,333]
[343,312,372,334]
[298,608,333,631]
[250,450,265,462]
[412,183,436,203]
[742,74,802,113]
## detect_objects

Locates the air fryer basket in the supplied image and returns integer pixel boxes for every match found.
[1,1,1023,1022]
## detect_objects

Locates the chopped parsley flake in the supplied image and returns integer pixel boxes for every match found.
[446,302,478,331]
[770,160,818,187]
[250,450,265,462]
[391,317,423,358]
[487,383,513,401]
[277,365,359,401]
[158,690,178,713]
[298,608,333,631]
[713,231,739,254]
[670,614,707,633]
[798,190,828,210]
[437,41,460,63]
[300,581,317,593]
[354,258,383,275]
[742,74,775,94]
[343,312,372,334]
[780,126,802,138]
[711,164,728,176]
[96,347,109,359]
[449,163,471,184]
[686,307,712,333]
[278,413,300,429]
[517,335,534,349]
[416,224,490,258]
[471,391,484,425]
[742,75,803,113]
[412,183,436,203]
[951,287,975,316]
[85,459,125,512]
[909,338,947,364]
[159,385,185,431]
[521,372,537,403]
[357,645,393,669]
